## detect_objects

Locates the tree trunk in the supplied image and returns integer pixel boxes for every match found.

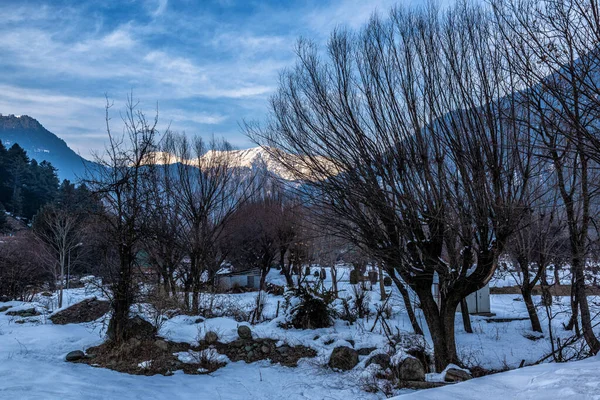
[378,265,387,302]
[279,248,294,288]
[573,257,600,353]
[108,249,134,344]
[58,252,65,308]
[388,271,423,335]
[330,266,338,297]
[192,283,200,314]
[259,268,268,291]
[460,298,473,333]
[417,287,460,372]
[522,286,542,333]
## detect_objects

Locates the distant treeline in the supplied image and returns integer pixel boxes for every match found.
[0,140,94,228]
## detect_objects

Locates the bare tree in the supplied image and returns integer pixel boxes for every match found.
[143,147,186,298]
[222,197,281,290]
[248,1,537,370]
[33,204,85,308]
[508,195,566,333]
[85,96,158,343]
[492,0,600,353]
[163,133,258,313]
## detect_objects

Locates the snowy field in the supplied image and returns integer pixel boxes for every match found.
[1,268,599,399]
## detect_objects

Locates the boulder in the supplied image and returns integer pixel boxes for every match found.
[0,306,11,312]
[365,353,391,369]
[328,346,359,371]
[396,356,426,381]
[50,298,110,325]
[205,331,219,344]
[444,368,472,383]
[237,325,252,340]
[65,350,85,362]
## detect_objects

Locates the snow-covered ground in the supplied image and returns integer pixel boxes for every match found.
[1,268,599,399]
[394,355,600,399]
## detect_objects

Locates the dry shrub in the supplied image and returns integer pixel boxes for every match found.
[287,285,334,329]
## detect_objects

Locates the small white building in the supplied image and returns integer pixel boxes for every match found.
[460,284,491,314]
[216,268,262,291]
[432,272,491,314]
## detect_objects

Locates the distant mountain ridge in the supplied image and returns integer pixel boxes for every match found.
[0,114,336,183]
[0,114,91,182]
[144,146,339,182]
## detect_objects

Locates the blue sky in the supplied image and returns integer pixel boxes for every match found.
[0,0,434,159]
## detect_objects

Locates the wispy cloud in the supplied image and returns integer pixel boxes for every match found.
[0,0,432,156]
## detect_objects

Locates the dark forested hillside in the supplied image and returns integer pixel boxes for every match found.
[0,141,59,223]
[0,114,91,182]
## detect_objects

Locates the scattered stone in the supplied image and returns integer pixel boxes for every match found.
[40,291,53,297]
[357,347,377,356]
[50,298,110,325]
[328,346,359,371]
[396,357,426,381]
[444,368,472,383]
[65,350,85,362]
[261,345,270,354]
[237,325,252,340]
[194,317,205,324]
[6,308,39,317]
[154,340,169,351]
[346,339,355,347]
[204,331,219,344]
[323,339,335,345]
[365,353,391,369]
[0,306,11,312]
[14,319,26,324]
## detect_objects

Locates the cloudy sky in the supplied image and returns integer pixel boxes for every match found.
[0,0,433,159]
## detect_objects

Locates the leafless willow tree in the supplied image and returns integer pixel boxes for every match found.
[161,133,258,313]
[85,97,159,343]
[507,193,566,333]
[143,145,186,298]
[248,1,538,370]
[492,0,600,354]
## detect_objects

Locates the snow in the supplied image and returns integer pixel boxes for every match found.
[141,146,339,181]
[393,355,600,399]
[1,268,600,399]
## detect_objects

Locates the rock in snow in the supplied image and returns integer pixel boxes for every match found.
[328,346,359,371]
[65,350,85,362]
[237,325,252,340]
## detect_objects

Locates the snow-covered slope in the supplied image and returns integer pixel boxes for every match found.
[394,355,600,399]
[144,146,338,182]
